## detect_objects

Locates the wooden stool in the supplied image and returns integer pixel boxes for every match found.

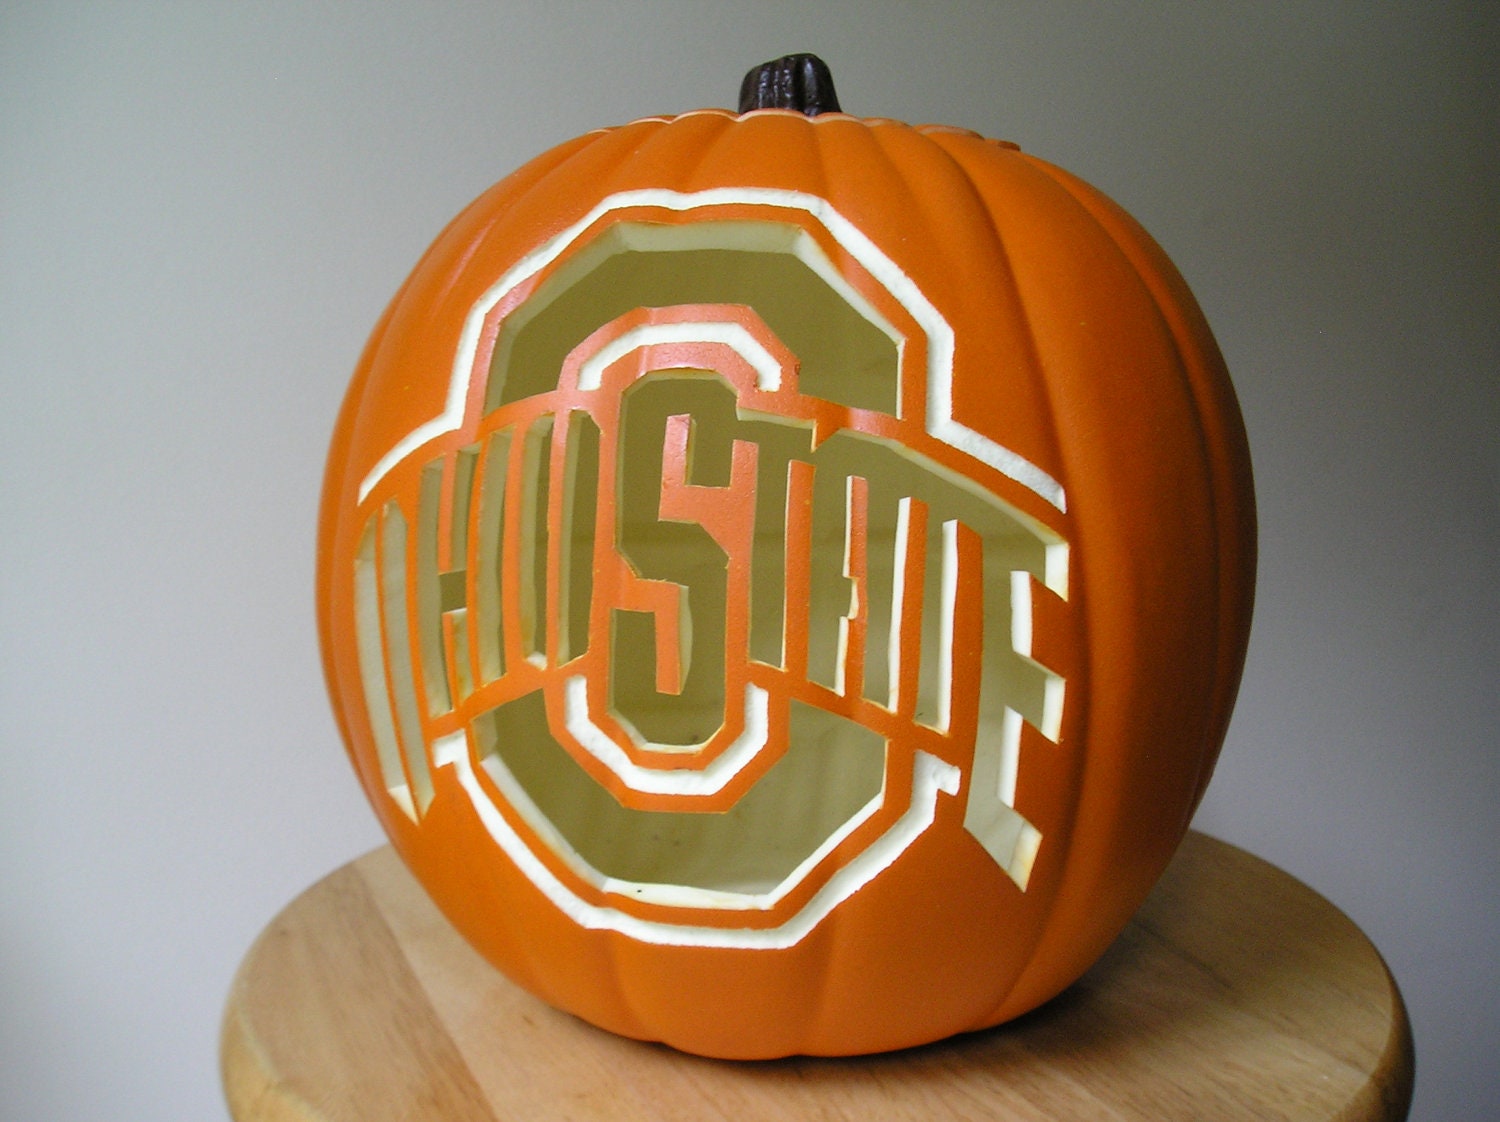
[221,832,1413,1121]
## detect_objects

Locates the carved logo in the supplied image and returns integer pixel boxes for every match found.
[350,191,1067,947]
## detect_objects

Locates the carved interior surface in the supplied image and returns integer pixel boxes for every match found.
[477,690,885,905]
[472,429,511,687]
[489,221,901,415]
[353,502,435,820]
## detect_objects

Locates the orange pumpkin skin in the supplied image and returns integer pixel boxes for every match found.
[317,107,1255,1059]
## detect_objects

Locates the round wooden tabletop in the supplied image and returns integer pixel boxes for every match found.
[221,832,1413,1121]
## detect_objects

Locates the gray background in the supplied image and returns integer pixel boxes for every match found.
[2,3,1494,1119]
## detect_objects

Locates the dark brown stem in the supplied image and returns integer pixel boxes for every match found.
[738,54,841,117]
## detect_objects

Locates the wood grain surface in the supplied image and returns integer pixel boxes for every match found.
[221,832,1413,1121]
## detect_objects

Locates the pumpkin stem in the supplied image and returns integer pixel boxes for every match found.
[738,54,841,117]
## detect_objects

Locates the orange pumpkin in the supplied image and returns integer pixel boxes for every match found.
[316,55,1255,1059]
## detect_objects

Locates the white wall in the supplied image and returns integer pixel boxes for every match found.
[2,3,1493,1119]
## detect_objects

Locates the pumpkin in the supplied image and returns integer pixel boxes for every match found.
[316,55,1255,1059]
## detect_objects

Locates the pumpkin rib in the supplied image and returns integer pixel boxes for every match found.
[613,111,732,197]
[802,113,837,222]
[814,118,930,316]
[797,914,844,1055]
[500,117,666,245]
[595,929,657,1046]
[735,110,831,198]
[1015,155,1222,689]
[404,134,607,346]
[824,117,927,237]
[912,130,1070,507]
[861,123,979,448]
[489,127,638,243]
[811,118,950,436]
[886,136,1101,1029]
[873,129,1088,1033]
[944,152,1222,1023]
[1020,155,1255,817]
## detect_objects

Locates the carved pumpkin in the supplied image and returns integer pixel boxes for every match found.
[316,55,1255,1059]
